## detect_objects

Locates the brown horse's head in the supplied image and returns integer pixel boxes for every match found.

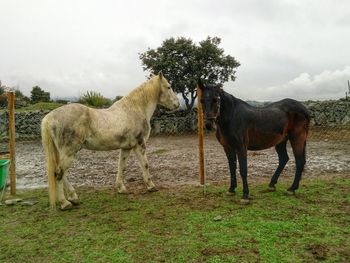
[198,79,222,130]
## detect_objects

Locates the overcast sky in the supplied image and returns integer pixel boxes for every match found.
[1,0,350,101]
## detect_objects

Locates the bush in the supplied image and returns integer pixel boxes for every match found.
[54,99,69,104]
[79,91,112,108]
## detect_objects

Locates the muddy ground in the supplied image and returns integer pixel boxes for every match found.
[10,132,350,191]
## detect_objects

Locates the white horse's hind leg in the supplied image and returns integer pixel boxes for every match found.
[116,149,131,193]
[63,175,79,205]
[56,151,76,210]
[133,143,156,192]
[56,178,72,210]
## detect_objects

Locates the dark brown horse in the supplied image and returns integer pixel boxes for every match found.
[198,80,310,204]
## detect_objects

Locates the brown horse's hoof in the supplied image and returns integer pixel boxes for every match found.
[147,187,158,192]
[286,190,295,196]
[240,198,250,205]
[60,200,73,211]
[267,186,276,192]
[227,191,236,196]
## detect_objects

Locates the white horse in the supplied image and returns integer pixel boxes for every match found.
[41,72,179,210]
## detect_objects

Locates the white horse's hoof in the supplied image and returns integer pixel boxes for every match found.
[117,187,128,194]
[116,182,127,194]
[68,197,80,206]
[147,187,158,192]
[60,200,73,211]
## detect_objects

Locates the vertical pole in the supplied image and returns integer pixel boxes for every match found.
[8,92,16,195]
[197,84,205,186]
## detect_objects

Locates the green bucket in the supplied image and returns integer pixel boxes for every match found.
[0,160,10,189]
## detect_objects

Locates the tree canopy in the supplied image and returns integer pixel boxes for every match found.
[139,36,240,110]
[30,86,51,103]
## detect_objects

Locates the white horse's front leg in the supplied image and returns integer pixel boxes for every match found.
[133,143,156,192]
[116,149,131,193]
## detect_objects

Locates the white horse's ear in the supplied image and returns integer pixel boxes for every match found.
[158,71,163,79]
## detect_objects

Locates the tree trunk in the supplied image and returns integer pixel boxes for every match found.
[181,90,197,113]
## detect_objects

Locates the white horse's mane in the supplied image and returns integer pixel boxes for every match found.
[118,75,160,107]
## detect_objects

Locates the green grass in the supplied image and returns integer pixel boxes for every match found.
[15,102,64,112]
[0,178,349,263]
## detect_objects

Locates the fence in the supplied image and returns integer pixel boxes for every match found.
[1,99,349,141]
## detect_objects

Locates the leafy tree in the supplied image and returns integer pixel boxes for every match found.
[139,36,240,110]
[30,86,51,103]
[0,80,6,107]
[79,91,112,108]
[0,80,5,95]
[15,88,31,108]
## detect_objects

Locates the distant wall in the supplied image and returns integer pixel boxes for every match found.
[0,99,349,140]
[302,100,350,127]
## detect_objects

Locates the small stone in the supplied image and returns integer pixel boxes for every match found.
[240,198,250,205]
[21,200,39,206]
[213,215,223,221]
[4,198,23,205]
[5,200,16,206]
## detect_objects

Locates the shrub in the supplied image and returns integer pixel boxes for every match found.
[79,91,112,108]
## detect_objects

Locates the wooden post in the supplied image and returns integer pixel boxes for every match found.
[197,84,205,186]
[8,92,16,195]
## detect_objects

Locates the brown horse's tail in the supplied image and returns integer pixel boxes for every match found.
[41,116,58,209]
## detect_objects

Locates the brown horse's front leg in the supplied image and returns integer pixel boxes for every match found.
[224,147,237,194]
[237,150,250,205]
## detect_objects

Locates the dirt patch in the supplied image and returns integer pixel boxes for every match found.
[10,134,350,189]
[306,244,329,261]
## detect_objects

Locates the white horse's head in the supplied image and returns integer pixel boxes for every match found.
[157,72,180,110]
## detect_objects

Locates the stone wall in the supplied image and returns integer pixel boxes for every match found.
[0,99,349,140]
[302,100,350,127]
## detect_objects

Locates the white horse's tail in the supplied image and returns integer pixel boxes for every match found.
[41,116,58,209]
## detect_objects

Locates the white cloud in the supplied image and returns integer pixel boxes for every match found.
[255,66,350,101]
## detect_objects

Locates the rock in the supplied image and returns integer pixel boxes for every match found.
[21,200,39,206]
[213,215,223,221]
[4,198,22,206]
[342,115,350,125]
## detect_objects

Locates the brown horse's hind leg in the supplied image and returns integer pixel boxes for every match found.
[237,149,250,204]
[268,140,289,191]
[288,133,307,194]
